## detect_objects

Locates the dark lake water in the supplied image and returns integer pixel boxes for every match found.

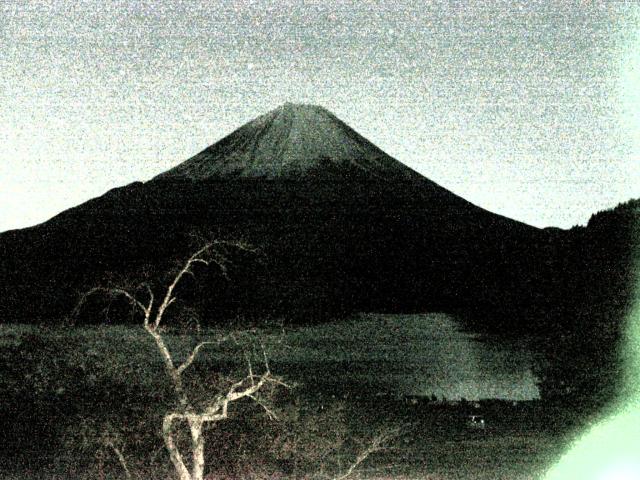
[278,313,540,401]
[0,314,540,402]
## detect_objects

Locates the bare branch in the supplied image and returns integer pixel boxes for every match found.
[78,240,278,480]
[138,283,155,326]
[143,325,191,410]
[332,428,400,480]
[155,243,214,329]
[245,352,255,386]
[265,375,292,389]
[199,369,270,417]
[176,338,230,375]
[247,394,278,420]
[103,437,134,480]
[162,414,191,480]
[109,288,148,313]
[138,282,154,306]
[261,343,271,372]
[190,258,210,267]
[153,240,251,329]
[73,287,149,321]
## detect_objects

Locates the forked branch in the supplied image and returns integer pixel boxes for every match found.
[154,240,254,330]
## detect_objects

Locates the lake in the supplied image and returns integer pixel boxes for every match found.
[278,313,540,401]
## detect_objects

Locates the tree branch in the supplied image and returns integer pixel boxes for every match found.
[153,240,252,329]
[155,243,214,329]
[332,428,400,480]
[143,324,190,409]
[162,414,191,480]
[176,338,230,375]
[75,239,274,480]
[103,439,134,480]
[247,393,278,420]
[73,287,149,322]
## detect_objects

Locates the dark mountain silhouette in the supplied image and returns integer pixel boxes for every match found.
[0,103,637,407]
[0,103,553,326]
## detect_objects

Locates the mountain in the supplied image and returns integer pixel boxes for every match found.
[0,104,617,334]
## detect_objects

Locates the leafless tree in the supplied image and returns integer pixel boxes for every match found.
[76,241,286,480]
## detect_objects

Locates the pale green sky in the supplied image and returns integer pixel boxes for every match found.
[1,0,639,232]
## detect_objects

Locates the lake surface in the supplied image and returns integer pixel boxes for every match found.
[0,314,540,402]
[278,313,540,401]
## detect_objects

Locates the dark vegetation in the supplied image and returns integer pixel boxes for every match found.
[0,104,555,329]
[0,194,636,477]
[532,199,639,407]
[0,173,548,325]
[0,325,403,479]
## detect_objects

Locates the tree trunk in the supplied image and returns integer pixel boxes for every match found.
[190,418,206,480]
[163,414,192,480]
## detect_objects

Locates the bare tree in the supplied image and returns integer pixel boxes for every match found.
[76,241,286,480]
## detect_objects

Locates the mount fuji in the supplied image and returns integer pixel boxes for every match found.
[0,104,557,325]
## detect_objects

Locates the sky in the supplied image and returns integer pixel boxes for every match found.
[1,0,639,232]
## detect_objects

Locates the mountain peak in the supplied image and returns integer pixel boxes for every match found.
[276,101,328,113]
[154,104,418,181]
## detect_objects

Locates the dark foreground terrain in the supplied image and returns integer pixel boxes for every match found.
[0,319,596,480]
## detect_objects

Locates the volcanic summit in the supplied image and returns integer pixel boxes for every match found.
[155,103,419,181]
